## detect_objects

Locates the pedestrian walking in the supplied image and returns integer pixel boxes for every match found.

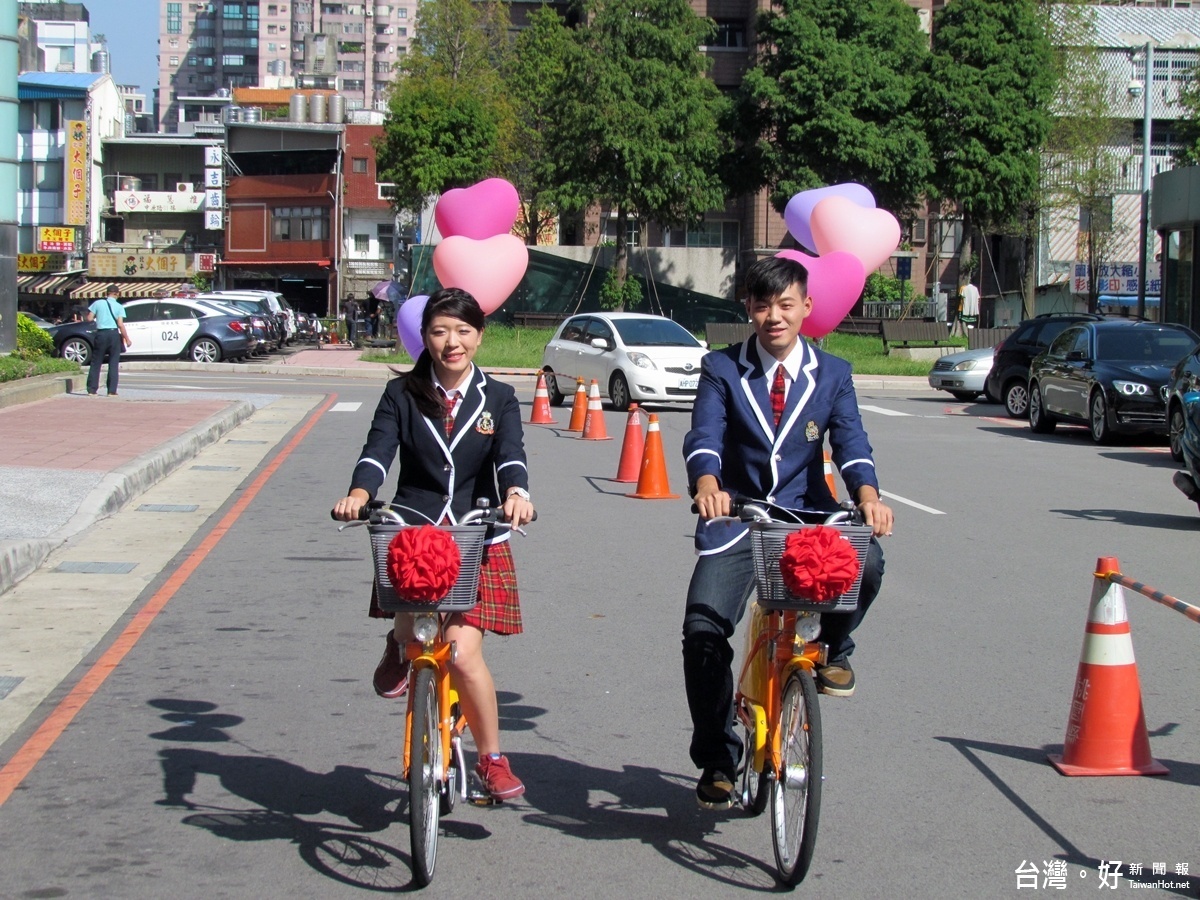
[344,295,359,343]
[86,284,131,396]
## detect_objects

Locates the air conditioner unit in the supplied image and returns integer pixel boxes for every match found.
[177,182,195,192]
[383,27,393,34]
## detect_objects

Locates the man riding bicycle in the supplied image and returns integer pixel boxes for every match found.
[682,255,894,809]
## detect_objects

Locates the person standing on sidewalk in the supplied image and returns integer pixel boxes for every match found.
[344,294,359,343]
[86,284,131,396]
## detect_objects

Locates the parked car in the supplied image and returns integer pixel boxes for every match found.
[210,289,295,344]
[541,313,708,412]
[927,347,996,401]
[1166,343,1200,510]
[19,312,55,329]
[985,313,1106,418]
[192,297,275,356]
[50,296,257,365]
[194,293,282,351]
[1027,319,1199,443]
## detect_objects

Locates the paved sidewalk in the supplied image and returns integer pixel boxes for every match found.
[0,347,930,594]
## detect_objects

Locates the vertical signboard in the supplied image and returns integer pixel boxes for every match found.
[65,120,88,226]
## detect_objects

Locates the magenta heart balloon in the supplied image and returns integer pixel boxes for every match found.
[432,234,529,315]
[809,195,901,274]
[784,183,876,253]
[434,178,520,241]
[776,250,866,339]
[397,294,429,360]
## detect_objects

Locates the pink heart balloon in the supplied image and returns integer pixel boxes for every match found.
[434,178,520,240]
[784,183,876,253]
[432,234,529,315]
[776,250,866,339]
[396,294,429,359]
[809,195,901,274]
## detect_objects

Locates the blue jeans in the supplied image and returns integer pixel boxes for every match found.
[87,329,123,395]
[681,535,884,770]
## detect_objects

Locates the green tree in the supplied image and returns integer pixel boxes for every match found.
[504,6,574,245]
[548,0,729,306]
[727,0,932,220]
[921,0,1054,315]
[375,0,513,215]
[1175,68,1200,167]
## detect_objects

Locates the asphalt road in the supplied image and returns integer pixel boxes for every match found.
[1,370,1197,898]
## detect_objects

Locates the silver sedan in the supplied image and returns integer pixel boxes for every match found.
[927,347,997,401]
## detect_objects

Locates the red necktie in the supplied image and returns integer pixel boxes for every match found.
[440,389,458,437]
[771,365,786,427]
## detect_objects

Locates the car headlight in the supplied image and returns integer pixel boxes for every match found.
[951,359,983,372]
[627,351,656,370]
[1112,380,1150,396]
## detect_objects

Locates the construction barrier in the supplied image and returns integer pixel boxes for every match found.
[1048,556,1169,777]
[1109,572,1200,625]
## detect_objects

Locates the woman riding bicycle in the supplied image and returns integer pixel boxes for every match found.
[331,287,535,801]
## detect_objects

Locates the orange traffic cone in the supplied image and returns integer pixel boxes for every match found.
[629,414,680,499]
[528,372,556,425]
[581,380,613,441]
[567,378,588,432]
[823,450,838,498]
[1047,556,1169,776]
[614,404,645,482]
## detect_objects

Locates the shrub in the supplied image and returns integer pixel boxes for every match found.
[16,312,54,357]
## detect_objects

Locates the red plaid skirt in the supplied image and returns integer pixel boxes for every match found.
[369,539,523,635]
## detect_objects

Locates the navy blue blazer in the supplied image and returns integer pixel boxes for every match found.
[683,336,879,554]
[350,366,529,535]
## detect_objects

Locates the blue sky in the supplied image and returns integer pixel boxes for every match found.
[90,0,160,97]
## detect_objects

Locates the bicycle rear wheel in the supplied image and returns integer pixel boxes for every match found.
[770,670,823,886]
[408,666,442,887]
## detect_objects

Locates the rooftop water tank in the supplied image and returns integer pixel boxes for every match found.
[328,94,346,125]
[244,106,262,123]
[290,93,308,123]
[309,93,328,124]
[90,50,109,74]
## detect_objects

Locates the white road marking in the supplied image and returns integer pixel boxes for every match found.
[881,491,946,515]
[859,404,912,417]
[330,401,363,412]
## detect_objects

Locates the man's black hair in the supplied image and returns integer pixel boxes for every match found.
[743,256,809,304]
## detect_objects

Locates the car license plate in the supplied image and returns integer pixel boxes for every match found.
[678,377,699,391]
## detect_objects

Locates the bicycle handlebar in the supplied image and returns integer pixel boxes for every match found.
[692,496,862,527]
[332,499,537,529]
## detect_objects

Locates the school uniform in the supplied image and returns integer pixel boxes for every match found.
[681,336,885,770]
[350,365,529,633]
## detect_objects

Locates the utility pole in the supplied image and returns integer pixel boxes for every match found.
[1137,41,1153,319]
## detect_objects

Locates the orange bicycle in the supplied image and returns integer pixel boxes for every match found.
[713,499,871,885]
[340,499,523,886]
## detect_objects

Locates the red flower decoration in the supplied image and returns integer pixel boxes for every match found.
[386,525,461,603]
[779,526,861,603]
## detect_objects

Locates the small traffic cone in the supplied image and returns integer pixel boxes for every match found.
[1047,556,1169,777]
[823,450,838,498]
[581,380,613,441]
[629,414,680,499]
[567,378,588,432]
[614,404,645,482]
[528,372,556,425]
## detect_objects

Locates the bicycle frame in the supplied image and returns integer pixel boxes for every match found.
[401,620,469,803]
[736,606,825,780]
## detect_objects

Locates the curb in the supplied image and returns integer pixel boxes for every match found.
[0,373,80,409]
[0,399,256,596]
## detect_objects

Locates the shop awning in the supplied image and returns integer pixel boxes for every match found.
[217,258,331,266]
[70,281,193,300]
[17,273,84,295]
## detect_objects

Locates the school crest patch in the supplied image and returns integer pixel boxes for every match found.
[804,420,820,443]
[475,411,495,435]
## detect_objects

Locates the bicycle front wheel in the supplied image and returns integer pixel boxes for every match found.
[770,670,823,886]
[408,666,442,887]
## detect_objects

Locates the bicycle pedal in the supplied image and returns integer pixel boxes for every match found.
[467,788,499,806]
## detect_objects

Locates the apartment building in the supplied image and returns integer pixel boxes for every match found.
[158,0,414,132]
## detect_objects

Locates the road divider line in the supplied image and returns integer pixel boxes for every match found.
[0,393,339,808]
[859,405,911,417]
[880,490,946,515]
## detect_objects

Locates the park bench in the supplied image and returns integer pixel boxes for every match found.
[705,322,755,346]
[880,320,955,350]
[835,317,885,338]
[966,326,1016,350]
[509,311,570,328]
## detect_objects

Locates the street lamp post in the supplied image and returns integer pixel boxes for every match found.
[1137,41,1153,319]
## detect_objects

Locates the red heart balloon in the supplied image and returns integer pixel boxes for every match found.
[434,178,520,240]
[432,234,529,315]
[776,250,866,339]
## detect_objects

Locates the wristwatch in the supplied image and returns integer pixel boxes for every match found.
[506,487,531,501]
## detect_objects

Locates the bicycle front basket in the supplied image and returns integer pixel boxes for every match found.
[749,521,872,613]
[368,523,488,613]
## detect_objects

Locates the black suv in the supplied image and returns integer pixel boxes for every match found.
[985,313,1105,418]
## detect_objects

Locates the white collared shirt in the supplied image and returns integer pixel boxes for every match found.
[755,340,807,401]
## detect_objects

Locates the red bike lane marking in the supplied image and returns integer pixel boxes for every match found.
[0,393,339,807]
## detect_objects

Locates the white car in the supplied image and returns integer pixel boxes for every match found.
[926,346,996,401]
[541,312,708,412]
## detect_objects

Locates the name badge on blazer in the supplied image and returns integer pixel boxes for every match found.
[804,420,820,443]
[475,411,495,435]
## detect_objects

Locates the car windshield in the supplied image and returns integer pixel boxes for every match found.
[613,318,700,348]
[1097,329,1196,362]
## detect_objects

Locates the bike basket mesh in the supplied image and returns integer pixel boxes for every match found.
[749,521,872,613]
[368,523,487,613]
